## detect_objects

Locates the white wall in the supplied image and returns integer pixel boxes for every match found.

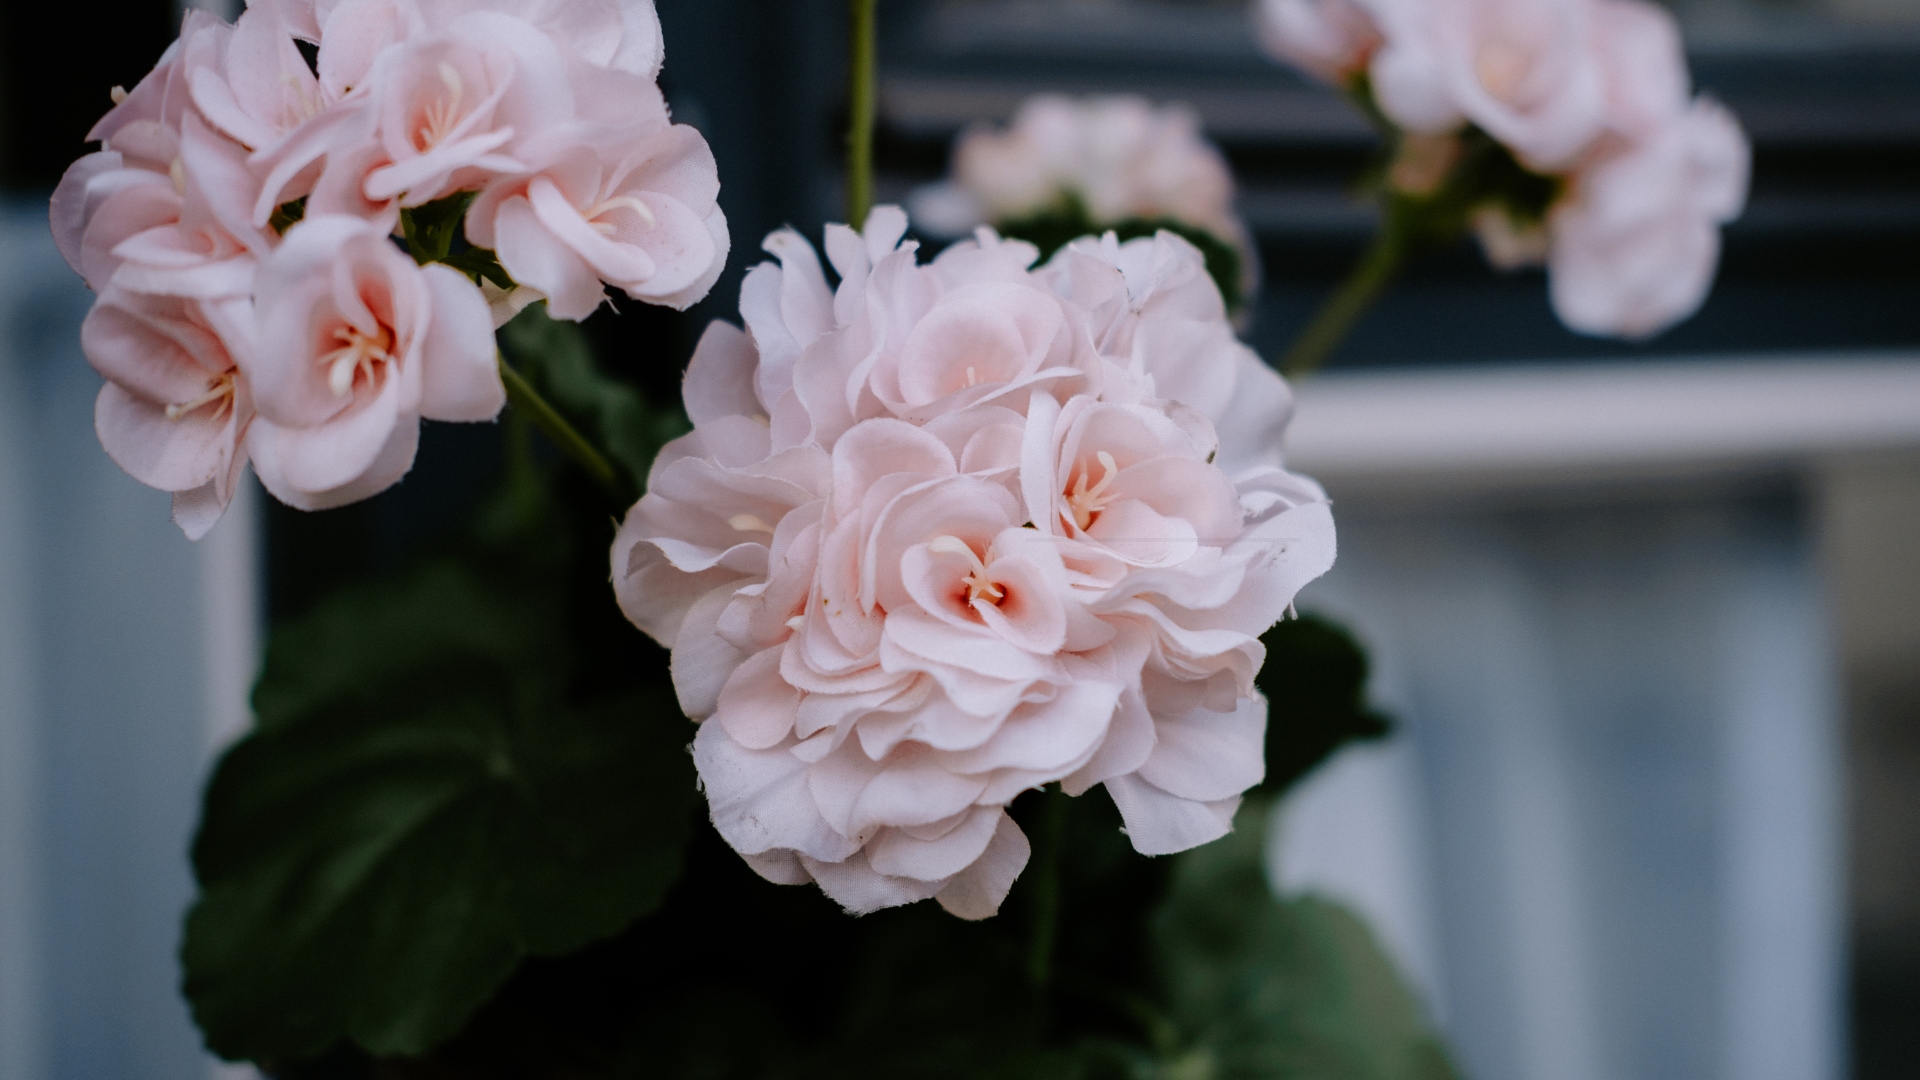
[1265,360,1895,1080]
[0,206,259,1080]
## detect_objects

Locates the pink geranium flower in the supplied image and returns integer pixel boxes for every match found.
[244,215,503,510]
[81,287,256,539]
[613,210,1336,918]
[469,114,730,318]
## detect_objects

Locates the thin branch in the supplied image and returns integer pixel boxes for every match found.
[1280,212,1410,379]
[496,354,629,503]
[845,0,879,227]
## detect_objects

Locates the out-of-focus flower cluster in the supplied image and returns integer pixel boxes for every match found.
[614,207,1335,918]
[909,95,1259,309]
[1257,0,1749,338]
[51,0,726,536]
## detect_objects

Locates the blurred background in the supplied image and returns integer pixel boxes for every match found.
[1,1,1917,1078]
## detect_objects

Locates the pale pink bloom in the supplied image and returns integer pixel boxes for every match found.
[251,4,577,225]
[229,0,428,226]
[1459,0,1749,337]
[86,10,233,160]
[243,216,503,510]
[613,210,1336,917]
[352,12,576,208]
[309,0,430,100]
[415,0,666,77]
[1546,98,1749,338]
[1591,0,1688,142]
[1254,0,1383,84]
[468,117,729,319]
[290,0,667,78]
[190,0,336,155]
[79,286,255,539]
[106,114,271,301]
[1370,0,1609,171]
[1037,231,1299,476]
[50,10,233,288]
[746,209,1102,451]
[51,150,180,292]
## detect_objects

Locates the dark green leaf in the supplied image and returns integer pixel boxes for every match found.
[401,190,481,264]
[443,246,517,290]
[1152,800,1459,1080]
[183,556,696,1065]
[497,303,691,492]
[270,196,308,237]
[1257,613,1392,795]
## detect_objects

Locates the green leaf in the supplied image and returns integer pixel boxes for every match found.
[1152,801,1459,1080]
[269,196,308,237]
[401,190,480,264]
[182,556,696,1066]
[443,246,516,290]
[497,303,691,492]
[1257,613,1392,796]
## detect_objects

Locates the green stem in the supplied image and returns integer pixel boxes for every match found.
[845,0,878,227]
[496,354,628,503]
[1026,785,1068,990]
[1279,207,1411,379]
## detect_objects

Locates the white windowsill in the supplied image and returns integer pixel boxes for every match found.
[1284,353,1920,492]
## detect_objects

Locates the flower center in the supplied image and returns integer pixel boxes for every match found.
[279,71,326,127]
[583,194,657,236]
[320,322,395,398]
[927,534,1004,606]
[413,62,465,152]
[1064,450,1120,532]
[165,371,237,422]
[1476,39,1530,104]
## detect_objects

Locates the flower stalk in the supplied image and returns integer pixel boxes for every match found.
[1026,785,1068,990]
[1280,205,1412,378]
[496,353,626,501]
[845,0,879,226]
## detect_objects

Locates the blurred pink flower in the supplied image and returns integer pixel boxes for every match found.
[908,95,1258,302]
[1372,0,1609,171]
[1548,98,1749,338]
[243,216,502,510]
[1253,0,1749,340]
[612,210,1335,918]
[1253,0,1382,84]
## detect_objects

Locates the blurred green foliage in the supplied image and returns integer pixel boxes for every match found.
[182,510,695,1064]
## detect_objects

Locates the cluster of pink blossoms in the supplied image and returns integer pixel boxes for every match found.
[1257,0,1750,338]
[614,208,1336,918]
[51,0,725,536]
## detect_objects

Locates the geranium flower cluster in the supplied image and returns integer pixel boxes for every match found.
[50,0,725,536]
[1257,0,1749,338]
[908,95,1258,303]
[614,207,1335,918]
